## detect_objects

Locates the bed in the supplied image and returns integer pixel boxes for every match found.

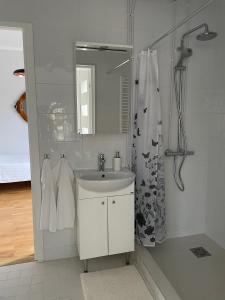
[0,154,31,183]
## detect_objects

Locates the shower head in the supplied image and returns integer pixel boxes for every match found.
[196,30,218,41]
[182,23,218,44]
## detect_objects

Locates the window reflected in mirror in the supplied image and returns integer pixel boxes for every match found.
[76,65,95,134]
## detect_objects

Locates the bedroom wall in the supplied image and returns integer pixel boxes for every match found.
[0,48,28,155]
[0,0,174,260]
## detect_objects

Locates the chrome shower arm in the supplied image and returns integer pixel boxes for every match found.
[181,23,208,45]
[108,0,214,74]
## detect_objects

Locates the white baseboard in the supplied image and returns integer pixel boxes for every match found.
[44,244,78,261]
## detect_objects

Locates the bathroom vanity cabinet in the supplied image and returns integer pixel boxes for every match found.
[76,181,135,264]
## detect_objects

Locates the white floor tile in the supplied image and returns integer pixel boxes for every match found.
[0,272,9,281]
[0,255,133,300]
[18,277,31,286]
[30,294,44,300]
[31,274,44,284]
[15,294,30,300]
[7,271,20,280]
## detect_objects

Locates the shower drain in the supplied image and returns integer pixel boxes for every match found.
[190,247,212,258]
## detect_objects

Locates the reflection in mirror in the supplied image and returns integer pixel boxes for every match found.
[75,42,132,135]
[76,65,95,134]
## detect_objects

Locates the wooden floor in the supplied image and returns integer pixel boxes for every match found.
[0,182,34,266]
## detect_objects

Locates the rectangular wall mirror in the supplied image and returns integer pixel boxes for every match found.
[75,42,132,135]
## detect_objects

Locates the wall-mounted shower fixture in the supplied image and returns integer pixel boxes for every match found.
[181,23,217,44]
[165,23,218,191]
[176,23,217,71]
[175,47,193,70]
[109,0,214,74]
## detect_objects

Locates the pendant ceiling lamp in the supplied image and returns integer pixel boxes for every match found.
[13,68,25,77]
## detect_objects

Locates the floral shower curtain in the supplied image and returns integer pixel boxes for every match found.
[132,49,166,246]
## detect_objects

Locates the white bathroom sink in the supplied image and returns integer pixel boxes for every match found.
[75,169,135,192]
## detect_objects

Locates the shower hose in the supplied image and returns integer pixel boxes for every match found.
[173,67,188,192]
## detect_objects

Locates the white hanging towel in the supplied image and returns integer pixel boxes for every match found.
[55,158,75,230]
[40,159,57,232]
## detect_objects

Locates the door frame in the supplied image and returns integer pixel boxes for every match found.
[0,22,44,261]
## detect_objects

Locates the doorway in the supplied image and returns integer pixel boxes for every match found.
[0,182,34,265]
[0,24,43,265]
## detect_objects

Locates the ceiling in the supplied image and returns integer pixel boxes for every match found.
[0,28,23,51]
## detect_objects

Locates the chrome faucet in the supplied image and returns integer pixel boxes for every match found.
[98,153,105,172]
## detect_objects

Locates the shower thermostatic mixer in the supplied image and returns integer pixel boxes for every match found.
[165,150,194,157]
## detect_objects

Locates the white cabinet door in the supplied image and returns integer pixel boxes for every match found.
[79,197,108,259]
[108,194,134,255]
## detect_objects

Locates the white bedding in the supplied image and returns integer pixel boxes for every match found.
[0,154,31,183]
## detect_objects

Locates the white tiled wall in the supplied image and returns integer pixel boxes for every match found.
[128,0,223,240]
[134,0,225,247]
[198,0,225,249]
[4,0,221,259]
[160,0,212,238]
[134,0,206,238]
[133,0,208,239]
[0,0,175,259]
[34,0,128,260]
[0,0,126,260]
[164,0,225,246]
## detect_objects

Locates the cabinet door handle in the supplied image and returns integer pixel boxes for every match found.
[112,200,116,204]
[101,201,105,205]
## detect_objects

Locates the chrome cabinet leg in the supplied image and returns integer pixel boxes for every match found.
[84,259,88,273]
[125,253,130,265]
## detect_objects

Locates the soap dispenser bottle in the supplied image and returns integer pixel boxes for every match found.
[113,151,121,172]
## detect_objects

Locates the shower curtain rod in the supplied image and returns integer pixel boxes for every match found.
[107,0,214,74]
[144,0,214,50]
